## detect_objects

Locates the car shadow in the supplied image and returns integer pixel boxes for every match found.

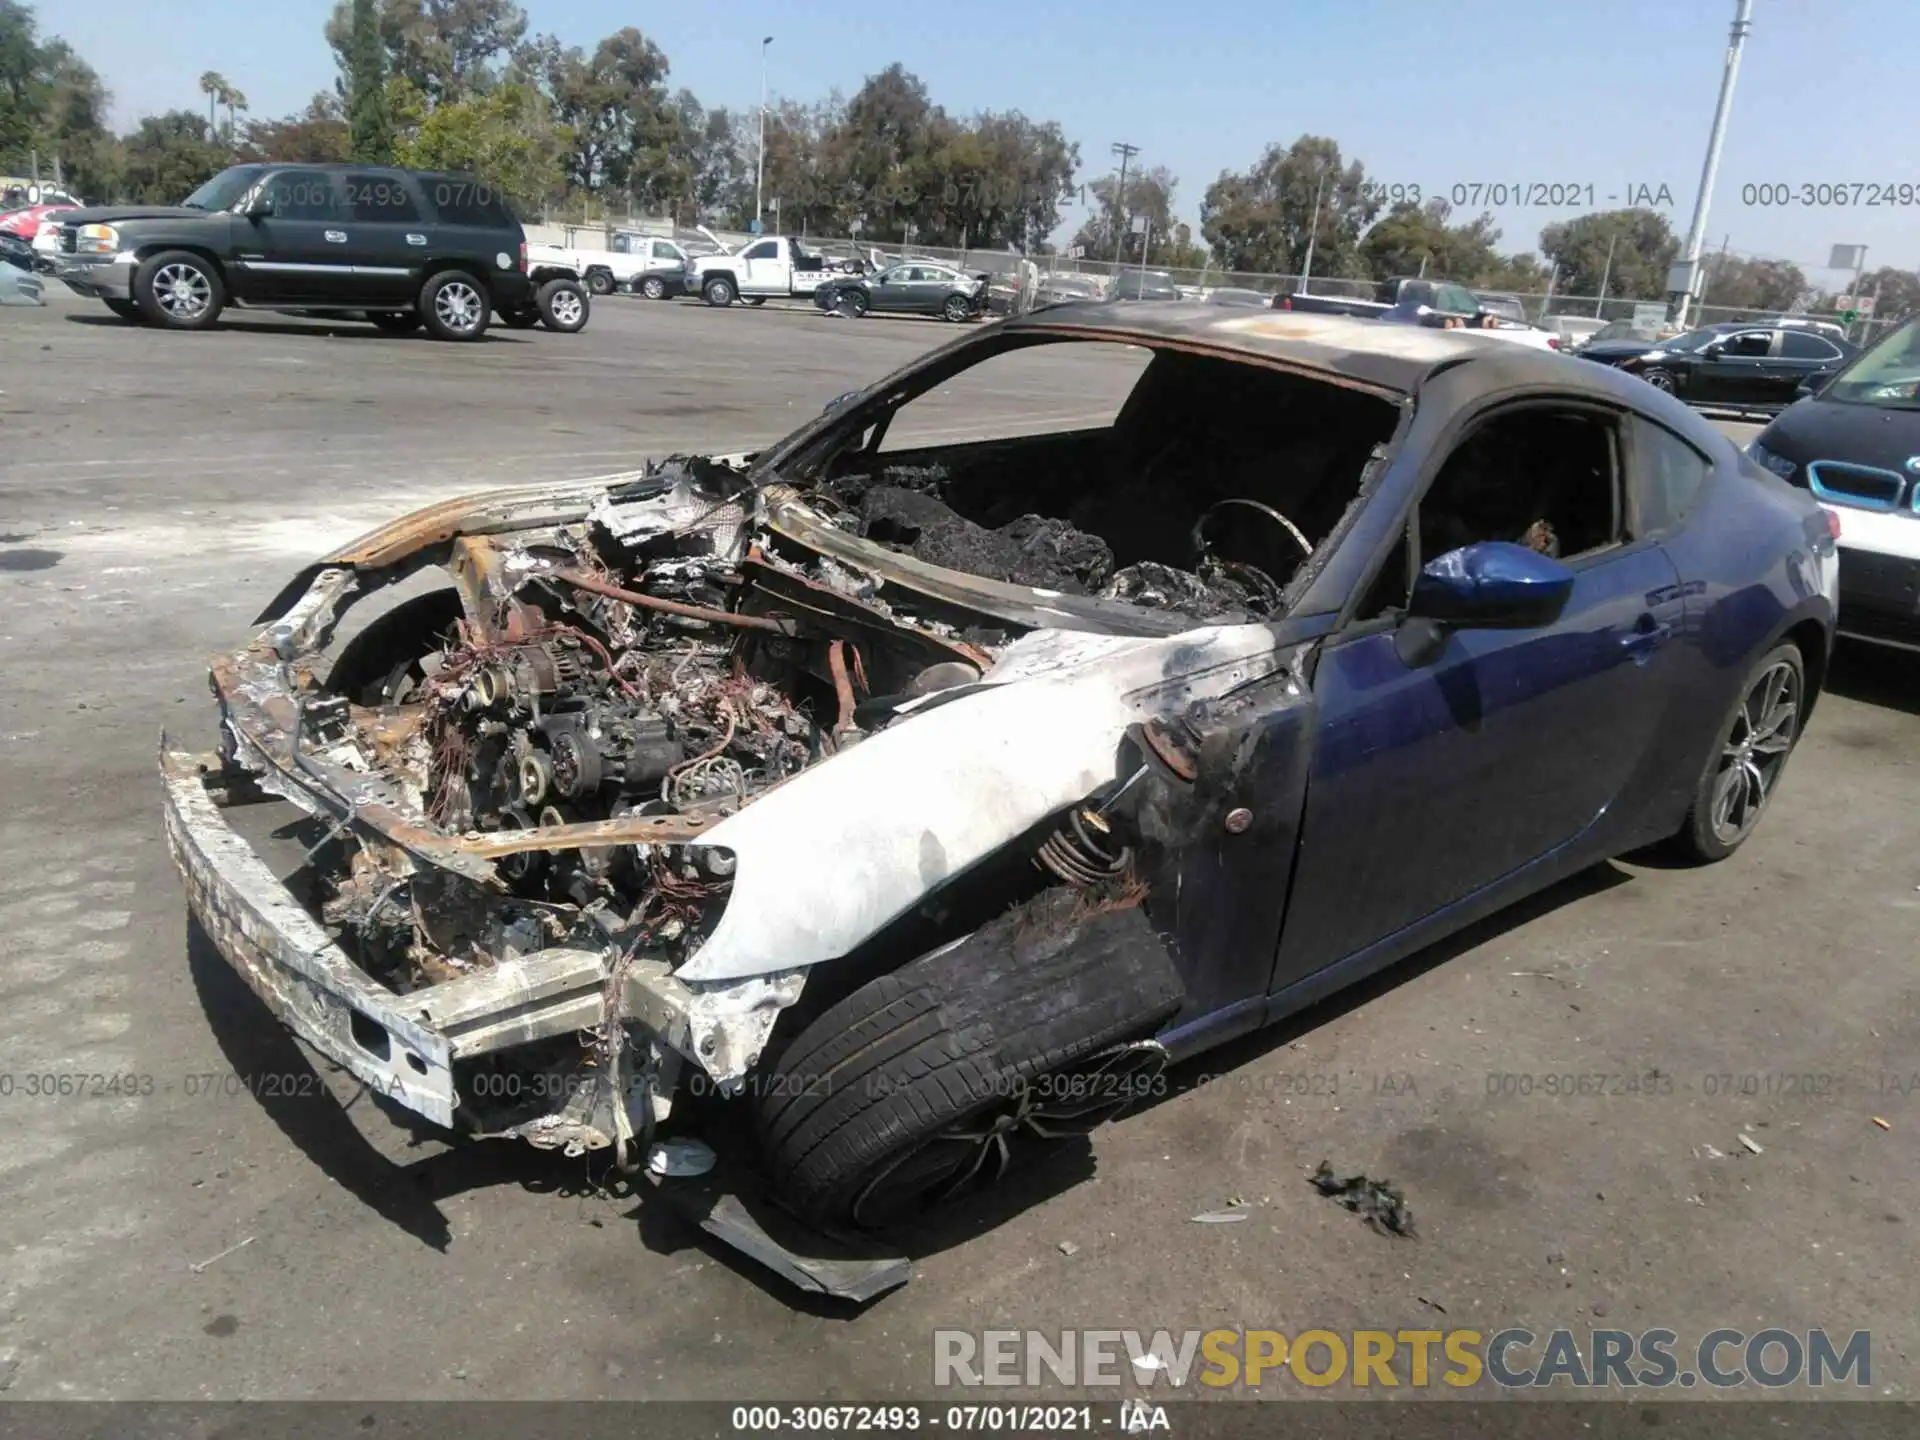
[61,312,531,342]
[185,915,607,1253]
[1825,638,1920,716]
[1134,858,1636,1116]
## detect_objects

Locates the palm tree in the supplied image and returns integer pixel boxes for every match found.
[223,84,248,139]
[199,71,227,137]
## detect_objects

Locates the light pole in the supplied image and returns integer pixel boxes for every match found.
[1298,171,1326,294]
[1673,0,1753,327]
[1109,142,1139,265]
[754,36,772,231]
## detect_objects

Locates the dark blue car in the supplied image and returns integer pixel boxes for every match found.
[167,301,1838,1298]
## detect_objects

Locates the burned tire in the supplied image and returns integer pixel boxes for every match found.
[757,889,1184,1232]
[1669,641,1805,864]
[536,277,588,332]
[703,275,737,307]
[369,310,423,333]
[133,250,224,329]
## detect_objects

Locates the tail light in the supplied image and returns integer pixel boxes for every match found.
[518,241,527,271]
[1826,508,1843,541]
[1281,296,1293,310]
[1547,336,1561,349]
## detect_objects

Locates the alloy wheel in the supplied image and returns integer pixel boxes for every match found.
[1709,659,1799,845]
[153,263,211,320]
[434,280,483,333]
[1643,368,1676,393]
[548,289,583,327]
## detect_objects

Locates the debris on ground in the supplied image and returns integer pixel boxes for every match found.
[188,1235,256,1274]
[1310,1161,1417,1237]
[1190,1209,1250,1224]
[1058,1240,1080,1256]
[1872,1116,1891,1131]
[1738,1134,1764,1156]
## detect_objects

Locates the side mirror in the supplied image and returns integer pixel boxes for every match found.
[1702,341,1727,358]
[242,195,274,219]
[823,390,860,417]
[1408,541,1575,629]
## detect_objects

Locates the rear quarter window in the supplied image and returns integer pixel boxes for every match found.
[424,178,516,228]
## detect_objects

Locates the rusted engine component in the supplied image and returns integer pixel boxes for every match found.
[1036,806,1133,889]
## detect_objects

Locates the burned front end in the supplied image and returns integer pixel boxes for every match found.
[163,451,1301,1173]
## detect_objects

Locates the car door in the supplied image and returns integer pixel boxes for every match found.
[649,239,683,277]
[1271,399,1688,994]
[342,171,426,307]
[1695,328,1777,405]
[1775,331,1847,406]
[865,264,911,312]
[238,169,358,304]
[738,239,783,294]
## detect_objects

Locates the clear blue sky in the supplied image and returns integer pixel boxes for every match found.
[48,0,1920,277]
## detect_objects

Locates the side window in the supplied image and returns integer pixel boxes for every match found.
[268,169,346,222]
[343,173,419,223]
[427,179,514,227]
[742,240,777,260]
[1780,331,1840,361]
[1421,408,1621,562]
[1439,284,1479,314]
[1632,418,1711,532]
[1724,330,1773,358]
[652,241,679,261]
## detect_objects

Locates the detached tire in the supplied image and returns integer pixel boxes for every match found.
[536,277,589,332]
[1670,641,1806,863]
[133,250,224,329]
[369,311,423,334]
[419,270,490,341]
[703,275,737,307]
[757,889,1184,1232]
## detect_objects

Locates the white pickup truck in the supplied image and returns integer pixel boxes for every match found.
[685,235,849,307]
[532,232,694,297]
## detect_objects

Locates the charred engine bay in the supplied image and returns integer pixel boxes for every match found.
[319,456,1008,995]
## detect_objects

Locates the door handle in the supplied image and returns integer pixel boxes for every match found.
[1619,614,1672,660]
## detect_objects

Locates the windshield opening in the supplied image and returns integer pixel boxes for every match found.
[1822,319,1920,408]
[181,165,269,211]
[781,333,1401,623]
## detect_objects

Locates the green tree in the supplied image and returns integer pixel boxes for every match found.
[1699,255,1808,312]
[1538,209,1678,298]
[120,109,224,202]
[1201,136,1380,277]
[346,0,390,161]
[198,71,225,133]
[391,79,565,213]
[243,92,351,164]
[327,0,528,108]
[0,0,47,164]
[1854,266,1920,324]
[1072,165,1195,265]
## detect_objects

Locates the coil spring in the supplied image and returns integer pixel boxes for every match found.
[1036,806,1132,888]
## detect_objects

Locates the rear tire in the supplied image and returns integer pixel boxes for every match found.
[133,250,224,329]
[1669,641,1805,863]
[369,311,422,334]
[703,275,737,307]
[536,278,588,332]
[419,271,490,341]
[756,889,1184,1232]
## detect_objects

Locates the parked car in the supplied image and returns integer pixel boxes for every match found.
[1578,321,1858,413]
[1109,270,1182,301]
[1205,287,1272,308]
[1474,291,1528,324]
[50,163,533,339]
[1033,274,1105,306]
[1540,314,1609,351]
[1747,317,1920,651]
[1277,276,1483,321]
[531,230,691,297]
[812,261,989,321]
[162,306,1834,1300]
[504,247,592,333]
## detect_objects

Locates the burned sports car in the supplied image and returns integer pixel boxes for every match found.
[164,306,1837,1295]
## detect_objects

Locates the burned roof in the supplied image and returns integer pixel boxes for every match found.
[1004,300,1571,395]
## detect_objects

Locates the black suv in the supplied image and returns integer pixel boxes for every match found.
[52,163,545,340]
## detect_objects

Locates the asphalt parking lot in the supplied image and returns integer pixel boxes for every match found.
[2,289,1917,1402]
